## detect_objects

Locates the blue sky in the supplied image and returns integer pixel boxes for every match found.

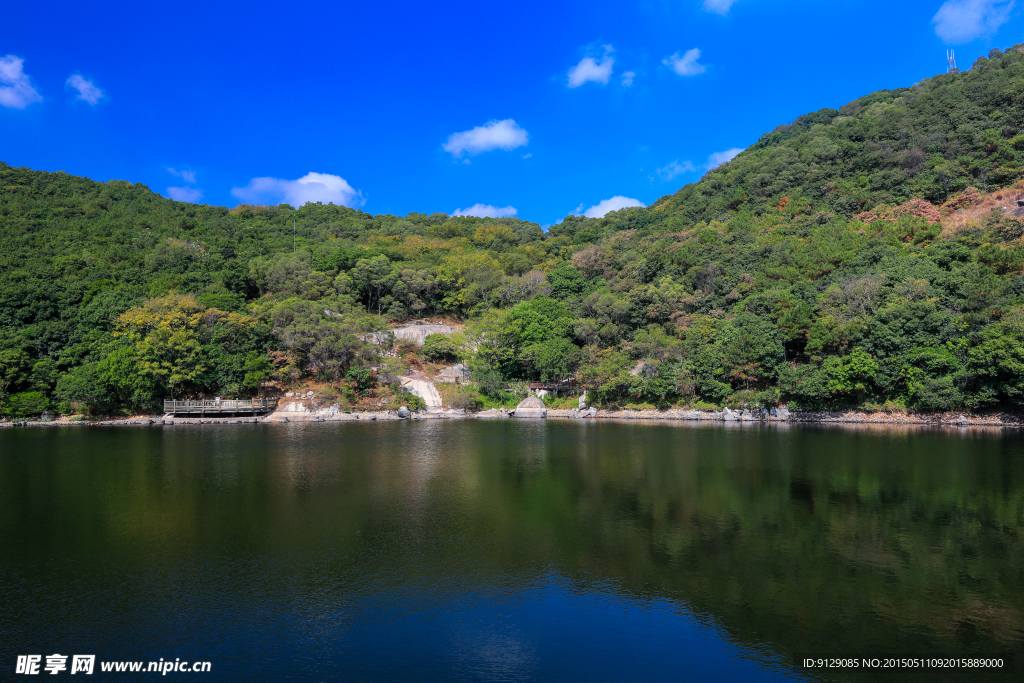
[1,1,1022,225]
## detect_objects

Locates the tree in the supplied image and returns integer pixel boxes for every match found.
[1,391,48,418]
[116,293,254,399]
[436,251,503,312]
[823,349,879,402]
[117,295,209,398]
[350,255,398,315]
[967,307,1024,402]
[494,296,579,380]
[547,262,591,300]
[243,352,273,395]
[467,357,504,398]
[520,337,579,382]
[577,348,632,404]
[30,359,59,393]
[0,347,30,397]
[263,298,379,380]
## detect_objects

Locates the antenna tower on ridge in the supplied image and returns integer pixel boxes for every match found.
[947,49,958,74]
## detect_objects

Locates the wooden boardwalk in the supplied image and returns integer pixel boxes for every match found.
[163,399,277,416]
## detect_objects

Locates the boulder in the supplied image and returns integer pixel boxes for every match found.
[514,395,547,419]
[397,405,412,419]
[722,407,739,421]
[578,393,588,410]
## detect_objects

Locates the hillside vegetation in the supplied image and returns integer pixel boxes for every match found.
[4,44,1024,417]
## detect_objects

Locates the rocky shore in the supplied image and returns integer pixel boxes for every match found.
[3,405,1023,428]
[549,407,1024,427]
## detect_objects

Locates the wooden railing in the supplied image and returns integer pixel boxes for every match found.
[163,399,277,414]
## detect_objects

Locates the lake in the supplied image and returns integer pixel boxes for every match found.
[0,420,1021,681]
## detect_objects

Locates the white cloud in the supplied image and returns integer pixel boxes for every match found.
[0,55,42,109]
[522,153,532,159]
[443,119,529,158]
[231,172,364,207]
[167,187,203,202]
[582,196,645,218]
[452,204,518,218]
[66,75,103,104]
[663,48,707,77]
[707,148,744,169]
[621,71,636,87]
[168,167,197,184]
[703,0,739,15]
[657,159,697,181]
[933,0,1014,43]
[568,45,615,87]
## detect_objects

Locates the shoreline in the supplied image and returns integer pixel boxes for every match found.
[2,406,1023,428]
[547,407,1024,427]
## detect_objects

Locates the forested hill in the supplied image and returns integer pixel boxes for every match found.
[553,43,1024,241]
[4,43,1024,418]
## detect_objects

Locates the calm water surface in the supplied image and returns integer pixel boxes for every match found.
[0,420,1022,681]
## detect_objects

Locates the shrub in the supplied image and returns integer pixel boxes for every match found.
[468,359,504,398]
[316,388,340,402]
[384,389,426,411]
[397,388,427,410]
[422,334,461,362]
[447,388,484,411]
[345,366,374,393]
[396,338,419,355]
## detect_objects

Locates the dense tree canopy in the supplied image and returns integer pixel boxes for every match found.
[5,43,1024,416]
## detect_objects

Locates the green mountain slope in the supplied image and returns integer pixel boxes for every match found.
[553,44,1024,243]
[4,44,1024,417]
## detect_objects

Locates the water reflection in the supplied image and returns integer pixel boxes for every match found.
[0,421,1021,681]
